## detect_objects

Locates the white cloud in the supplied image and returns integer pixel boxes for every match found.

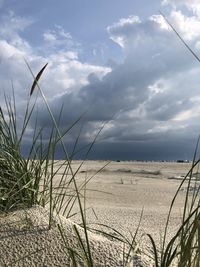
[43,32,57,42]
[0,12,111,105]
[150,15,169,30]
[43,58,111,97]
[0,40,25,58]
[168,10,200,40]
[0,11,33,48]
[43,26,73,50]
[55,25,72,39]
[107,15,141,48]
[162,0,200,16]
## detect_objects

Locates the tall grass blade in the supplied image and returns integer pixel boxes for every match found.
[160,11,200,63]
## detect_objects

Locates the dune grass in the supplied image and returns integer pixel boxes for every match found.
[0,95,43,211]
[0,62,111,266]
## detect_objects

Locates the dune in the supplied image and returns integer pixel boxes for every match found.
[0,205,149,267]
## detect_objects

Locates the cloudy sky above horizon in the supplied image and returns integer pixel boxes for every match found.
[1,0,200,160]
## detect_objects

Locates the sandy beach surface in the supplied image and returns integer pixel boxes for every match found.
[0,160,196,266]
[69,161,191,239]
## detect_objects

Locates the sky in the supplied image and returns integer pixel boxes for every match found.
[1,0,200,160]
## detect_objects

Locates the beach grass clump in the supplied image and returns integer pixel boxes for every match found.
[0,92,64,213]
[0,63,105,265]
[0,99,42,211]
[0,63,84,218]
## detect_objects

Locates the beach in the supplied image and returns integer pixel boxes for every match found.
[69,161,191,241]
[0,160,196,266]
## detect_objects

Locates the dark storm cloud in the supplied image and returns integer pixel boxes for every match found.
[34,13,200,156]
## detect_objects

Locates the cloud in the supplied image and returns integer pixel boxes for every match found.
[0,11,33,49]
[164,9,200,41]
[107,16,141,48]
[1,4,200,160]
[43,26,73,48]
[162,0,200,16]
[43,32,57,42]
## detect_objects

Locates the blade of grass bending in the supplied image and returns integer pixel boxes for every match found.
[67,206,99,220]
[25,60,72,166]
[63,153,111,218]
[125,208,144,264]
[147,234,159,267]
[179,137,200,262]
[26,117,44,164]
[78,161,111,191]
[48,126,56,229]
[46,114,84,214]
[30,133,45,205]
[4,95,16,143]
[162,204,199,266]
[61,121,110,217]
[25,60,94,265]
[88,223,134,246]
[197,218,200,267]
[52,111,87,147]
[64,161,112,218]
[183,136,200,221]
[182,217,198,266]
[57,224,79,267]
[57,126,83,214]
[73,224,93,266]
[63,120,112,211]
[10,85,17,143]
[17,95,38,146]
[53,162,71,213]
[165,246,178,267]
[88,226,127,244]
[25,62,75,186]
[53,130,82,215]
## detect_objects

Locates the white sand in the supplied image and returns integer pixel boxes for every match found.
[0,161,195,266]
[66,161,191,241]
[0,206,146,266]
